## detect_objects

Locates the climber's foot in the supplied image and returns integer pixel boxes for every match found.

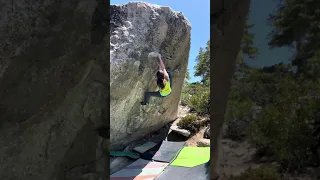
[140,102,148,105]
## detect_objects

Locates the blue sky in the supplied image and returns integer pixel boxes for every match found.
[245,0,292,67]
[110,0,210,83]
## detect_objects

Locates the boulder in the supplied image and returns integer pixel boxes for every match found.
[110,2,191,150]
[0,0,109,179]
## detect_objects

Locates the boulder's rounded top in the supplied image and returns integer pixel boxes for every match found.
[110,1,191,28]
[148,52,160,58]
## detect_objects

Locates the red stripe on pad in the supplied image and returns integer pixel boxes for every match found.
[110,174,158,180]
[126,162,168,169]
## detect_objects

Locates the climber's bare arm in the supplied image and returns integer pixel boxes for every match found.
[163,69,169,80]
[158,54,166,71]
[158,54,169,79]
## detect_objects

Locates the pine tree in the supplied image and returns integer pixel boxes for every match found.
[194,18,259,83]
[268,0,320,74]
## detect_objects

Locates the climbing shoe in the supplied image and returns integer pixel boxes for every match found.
[140,102,148,105]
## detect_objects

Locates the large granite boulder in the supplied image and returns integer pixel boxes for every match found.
[0,0,109,179]
[110,2,191,150]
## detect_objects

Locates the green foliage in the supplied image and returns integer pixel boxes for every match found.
[183,82,202,95]
[241,17,260,59]
[299,50,320,80]
[180,81,210,114]
[268,0,320,72]
[187,84,210,115]
[247,106,315,170]
[180,90,190,106]
[185,69,191,81]
[227,166,281,180]
[230,63,320,170]
[194,41,210,81]
[247,87,320,169]
[185,19,258,116]
[224,99,255,140]
[181,69,192,106]
[177,114,202,134]
[223,0,320,173]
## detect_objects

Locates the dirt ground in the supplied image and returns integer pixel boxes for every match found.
[186,128,209,146]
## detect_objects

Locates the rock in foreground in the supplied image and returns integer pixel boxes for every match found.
[0,0,109,179]
[171,125,191,137]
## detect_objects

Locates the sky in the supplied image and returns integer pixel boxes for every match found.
[110,0,210,83]
[245,0,292,67]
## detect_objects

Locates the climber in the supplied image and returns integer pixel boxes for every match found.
[140,53,172,105]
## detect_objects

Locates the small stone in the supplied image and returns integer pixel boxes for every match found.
[170,126,191,137]
[203,126,210,139]
[197,139,210,147]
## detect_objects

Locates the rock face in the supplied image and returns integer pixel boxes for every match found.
[0,0,109,180]
[110,2,191,150]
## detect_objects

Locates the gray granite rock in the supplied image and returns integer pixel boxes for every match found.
[110,2,191,150]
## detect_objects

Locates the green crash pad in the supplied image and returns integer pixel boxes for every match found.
[170,147,210,167]
[110,151,140,159]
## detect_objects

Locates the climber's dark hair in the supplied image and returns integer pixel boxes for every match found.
[156,70,164,79]
[156,70,165,89]
[157,78,165,89]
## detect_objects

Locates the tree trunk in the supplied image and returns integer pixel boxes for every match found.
[210,0,251,179]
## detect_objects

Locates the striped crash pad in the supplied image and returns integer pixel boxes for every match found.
[133,141,157,153]
[110,159,168,180]
[155,161,210,180]
[110,151,140,159]
[140,141,186,163]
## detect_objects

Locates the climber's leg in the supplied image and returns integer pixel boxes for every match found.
[168,71,172,88]
[141,91,162,105]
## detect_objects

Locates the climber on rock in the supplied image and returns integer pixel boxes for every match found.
[140,53,172,105]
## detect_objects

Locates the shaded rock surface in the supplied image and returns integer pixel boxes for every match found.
[0,0,109,179]
[110,2,191,150]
